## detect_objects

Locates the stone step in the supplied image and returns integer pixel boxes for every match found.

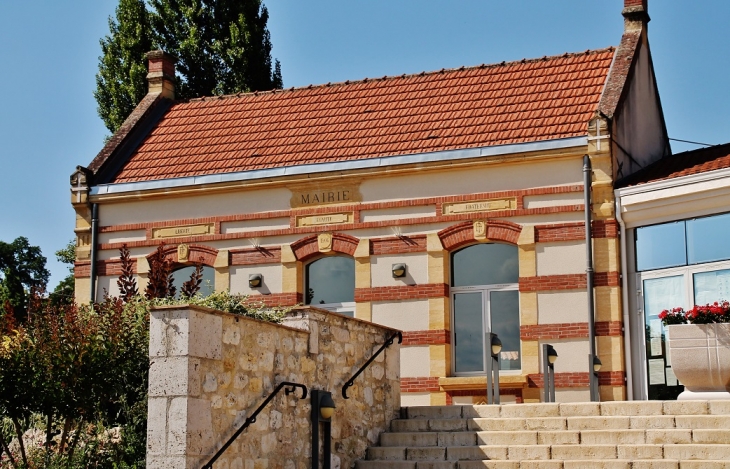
[356,460,730,469]
[400,401,730,421]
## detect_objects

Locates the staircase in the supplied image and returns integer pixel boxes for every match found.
[356,400,730,469]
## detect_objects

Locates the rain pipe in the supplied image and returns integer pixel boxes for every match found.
[89,203,99,303]
[583,155,598,401]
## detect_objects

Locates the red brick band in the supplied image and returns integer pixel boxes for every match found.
[534,220,619,243]
[370,235,427,255]
[230,247,281,266]
[520,321,623,340]
[244,293,302,307]
[527,371,625,388]
[400,377,440,393]
[402,330,450,346]
[355,284,448,302]
[519,272,620,292]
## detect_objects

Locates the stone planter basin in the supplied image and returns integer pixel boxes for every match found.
[668,323,730,393]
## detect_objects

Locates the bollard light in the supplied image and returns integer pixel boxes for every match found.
[593,355,602,373]
[547,346,558,365]
[491,335,503,358]
[311,390,335,469]
[319,392,336,420]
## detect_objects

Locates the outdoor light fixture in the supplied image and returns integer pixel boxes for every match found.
[311,390,335,469]
[543,344,558,402]
[392,263,407,278]
[593,356,602,373]
[486,332,501,405]
[249,273,263,288]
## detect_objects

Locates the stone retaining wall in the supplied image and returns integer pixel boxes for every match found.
[146,305,401,469]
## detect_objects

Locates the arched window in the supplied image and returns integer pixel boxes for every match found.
[305,255,355,316]
[451,243,521,375]
[172,265,216,298]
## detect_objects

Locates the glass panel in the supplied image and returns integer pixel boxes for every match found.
[687,213,730,264]
[453,292,484,373]
[694,269,730,305]
[643,275,685,400]
[305,256,355,305]
[635,221,687,271]
[452,243,519,287]
[489,290,521,371]
[172,266,215,298]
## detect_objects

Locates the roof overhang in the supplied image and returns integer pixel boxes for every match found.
[91,136,587,198]
[615,166,730,228]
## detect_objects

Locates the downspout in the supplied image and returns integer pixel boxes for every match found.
[614,193,634,400]
[89,203,99,303]
[583,155,598,401]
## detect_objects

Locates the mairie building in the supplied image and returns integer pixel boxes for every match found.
[72,1,707,404]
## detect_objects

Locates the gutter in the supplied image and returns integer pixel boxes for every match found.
[89,203,99,303]
[614,193,634,400]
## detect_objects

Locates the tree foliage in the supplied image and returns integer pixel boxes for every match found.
[0,238,49,322]
[94,0,154,133]
[96,0,282,133]
[49,240,76,308]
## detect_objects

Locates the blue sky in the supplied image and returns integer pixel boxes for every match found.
[0,1,728,288]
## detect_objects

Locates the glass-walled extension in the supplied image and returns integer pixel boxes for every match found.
[451,243,521,375]
[634,212,730,399]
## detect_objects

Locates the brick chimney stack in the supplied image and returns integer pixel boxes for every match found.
[623,0,649,28]
[145,50,176,100]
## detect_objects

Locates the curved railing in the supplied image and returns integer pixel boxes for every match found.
[201,381,308,469]
[341,331,402,399]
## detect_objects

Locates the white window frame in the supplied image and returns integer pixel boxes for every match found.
[450,283,522,377]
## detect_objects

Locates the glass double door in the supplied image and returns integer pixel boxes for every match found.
[452,286,521,374]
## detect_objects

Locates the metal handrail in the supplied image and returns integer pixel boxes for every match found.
[201,381,308,469]
[341,331,402,399]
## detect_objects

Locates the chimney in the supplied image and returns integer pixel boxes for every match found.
[145,50,176,100]
[623,0,649,28]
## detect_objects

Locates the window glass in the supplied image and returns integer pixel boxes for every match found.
[453,292,484,373]
[687,213,730,265]
[693,269,730,305]
[172,265,215,298]
[305,256,355,305]
[452,243,519,287]
[490,290,521,371]
[635,221,687,271]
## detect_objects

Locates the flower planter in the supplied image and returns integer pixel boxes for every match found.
[667,323,730,398]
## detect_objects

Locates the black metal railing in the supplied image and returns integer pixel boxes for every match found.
[341,331,402,399]
[201,381,307,469]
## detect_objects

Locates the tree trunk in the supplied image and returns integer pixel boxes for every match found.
[11,417,27,467]
[0,431,18,469]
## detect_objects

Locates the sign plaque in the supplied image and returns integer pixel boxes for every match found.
[152,223,214,239]
[442,197,516,215]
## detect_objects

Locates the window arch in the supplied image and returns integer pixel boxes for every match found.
[305,255,355,316]
[450,243,521,375]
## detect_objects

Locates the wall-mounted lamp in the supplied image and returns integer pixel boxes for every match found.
[249,273,263,288]
[311,390,335,469]
[543,344,558,402]
[392,263,407,278]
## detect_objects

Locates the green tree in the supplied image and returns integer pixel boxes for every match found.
[96,0,283,133]
[0,237,49,322]
[50,240,76,307]
[94,0,155,133]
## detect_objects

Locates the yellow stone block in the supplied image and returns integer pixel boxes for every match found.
[521,340,539,374]
[517,225,535,246]
[518,245,536,277]
[595,286,622,322]
[354,238,370,258]
[137,257,150,274]
[594,238,619,273]
[355,302,372,322]
[75,212,91,230]
[429,297,450,330]
[520,292,538,326]
[430,392,447,406]
[426,233,444,252]
[523,388,541,403]
[599,385,626,402]
[355,258,371,289]
[215,268,230,293]
[430,344,449,377]
[75,277,91,305]
[428,251,449,284]
[597,335,625,372]
[281,262,301,294]
[280,244,296,263]
[214,250,230,268]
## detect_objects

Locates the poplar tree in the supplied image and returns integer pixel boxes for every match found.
[96,0,283,133]
[95,0,154,133]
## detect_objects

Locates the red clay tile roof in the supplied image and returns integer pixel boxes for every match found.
[618,142,730,187]
[110,48,616,183]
